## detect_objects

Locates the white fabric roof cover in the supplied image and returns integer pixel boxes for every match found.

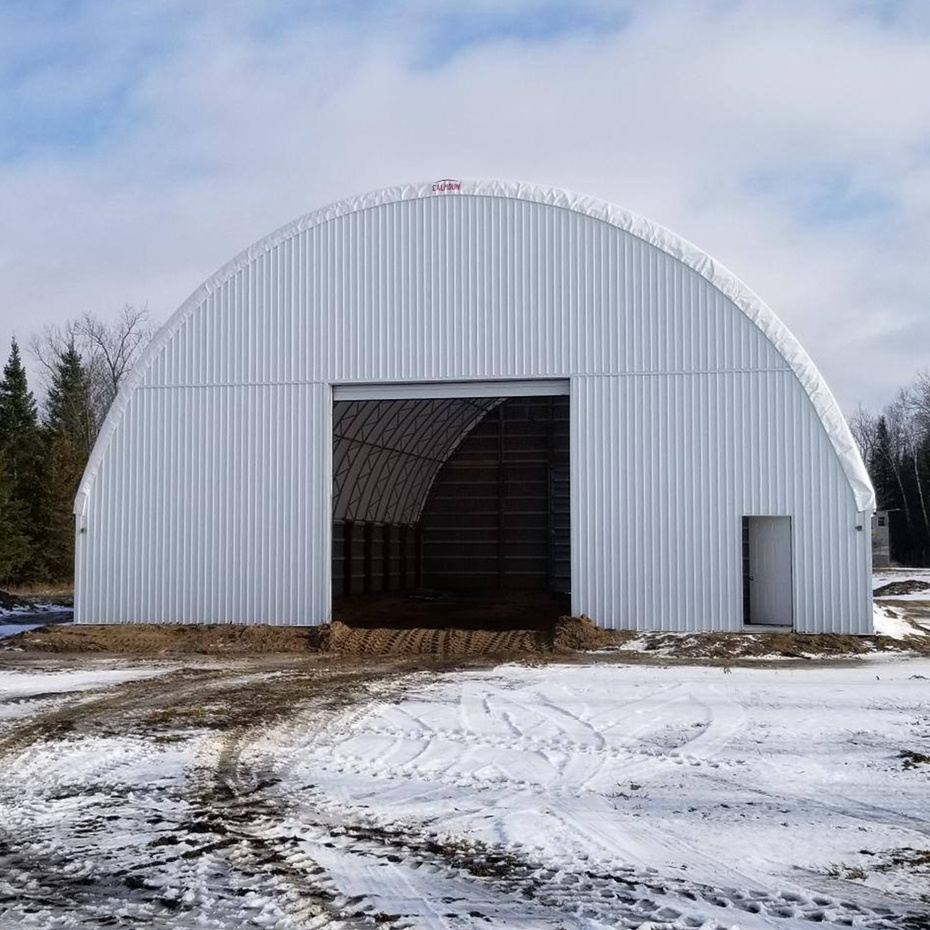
[76,179,874,514]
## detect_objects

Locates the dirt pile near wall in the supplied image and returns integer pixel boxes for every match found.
[2,616,624,659]
[319,614,621,658]
[6,618,925,661]
[551,615,614,652]
[634,629,930,660]
[3,623,327,655]
[321,618,575,658]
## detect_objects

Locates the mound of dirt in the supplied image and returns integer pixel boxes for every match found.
[3,623,326,655]
[635,629,930,660]
[874,579,930,598]
[321,618,551,658]
[551,615,613,652]
[321,614,622,658]
[6,617,926,661]
[3,615,625,659]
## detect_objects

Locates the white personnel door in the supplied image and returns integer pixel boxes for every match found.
[747,516,793,627]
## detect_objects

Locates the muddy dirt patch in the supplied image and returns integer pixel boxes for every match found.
[3,622,327,655]
[6,615,930,662]
[632,629,930,660]
[875,579,930,598]
[2,614,628,660]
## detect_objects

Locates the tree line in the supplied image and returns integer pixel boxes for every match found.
[0,308,152,588]
[852,375,930,565]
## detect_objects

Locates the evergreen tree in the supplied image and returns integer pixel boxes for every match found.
[45,342,94,456]
[0,337,40,478]
[869,416,903,512]
[32,436,86,583]
[29,343,95,583]
[0,451,29,585]
[0,338,40,584]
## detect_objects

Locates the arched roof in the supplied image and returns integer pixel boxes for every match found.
[75,179,874,515]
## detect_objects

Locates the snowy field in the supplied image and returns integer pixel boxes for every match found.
[1,658,929,928]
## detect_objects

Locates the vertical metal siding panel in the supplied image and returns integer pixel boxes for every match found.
[569,368,860,632]
[79,195,866,631]
[77,383,327,624]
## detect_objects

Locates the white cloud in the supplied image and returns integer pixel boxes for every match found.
[1,0,928,408]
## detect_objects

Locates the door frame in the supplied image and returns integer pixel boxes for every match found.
[333,378,570,401]
[327,378,572,616]
[741,514,795,629]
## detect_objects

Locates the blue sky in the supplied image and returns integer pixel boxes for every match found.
[1,0,929,408]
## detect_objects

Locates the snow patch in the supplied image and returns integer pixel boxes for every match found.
[873,602,926,639]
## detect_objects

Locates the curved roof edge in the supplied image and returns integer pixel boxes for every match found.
[75,179,875,514]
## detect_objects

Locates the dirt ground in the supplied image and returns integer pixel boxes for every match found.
[0,654,446,927]
[1,613,615,660]
[5,611,930,662]
[874,579,930,597]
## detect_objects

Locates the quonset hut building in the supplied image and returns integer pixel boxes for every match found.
[73,180,875,633]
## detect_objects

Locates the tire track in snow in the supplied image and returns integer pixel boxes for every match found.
[267,791,926,930]
[0,660,434,928]
[271,669,929,929]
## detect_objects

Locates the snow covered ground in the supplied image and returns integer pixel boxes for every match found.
[0,663,174,729]
[1,658,928,928]
[873,602,927,639]
[257,662,930,927]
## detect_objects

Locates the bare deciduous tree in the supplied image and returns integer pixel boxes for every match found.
[883,390,915,526]
[77,305,154,424]
[849,404,878,463]
[29,304,155,441]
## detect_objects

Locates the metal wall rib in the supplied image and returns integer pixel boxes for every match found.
[76,193,871,632]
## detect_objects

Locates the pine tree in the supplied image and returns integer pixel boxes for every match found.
[0,451,29,585]
[0,337,40,478]
[869,416,903,512]
[45,342,94,456]
[32,436,86,583]
[0,338,40,584]
[29,343,95,584]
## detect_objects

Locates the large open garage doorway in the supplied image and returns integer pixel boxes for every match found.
[331,381,570,627]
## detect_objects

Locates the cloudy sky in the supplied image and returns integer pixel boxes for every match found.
[1,0,928,409]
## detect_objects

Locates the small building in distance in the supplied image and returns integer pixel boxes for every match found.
[872,510,891,569]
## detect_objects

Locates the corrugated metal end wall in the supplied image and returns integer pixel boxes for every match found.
[75,383,332,625]
[75,189,872,633]
[571,374,871,633]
